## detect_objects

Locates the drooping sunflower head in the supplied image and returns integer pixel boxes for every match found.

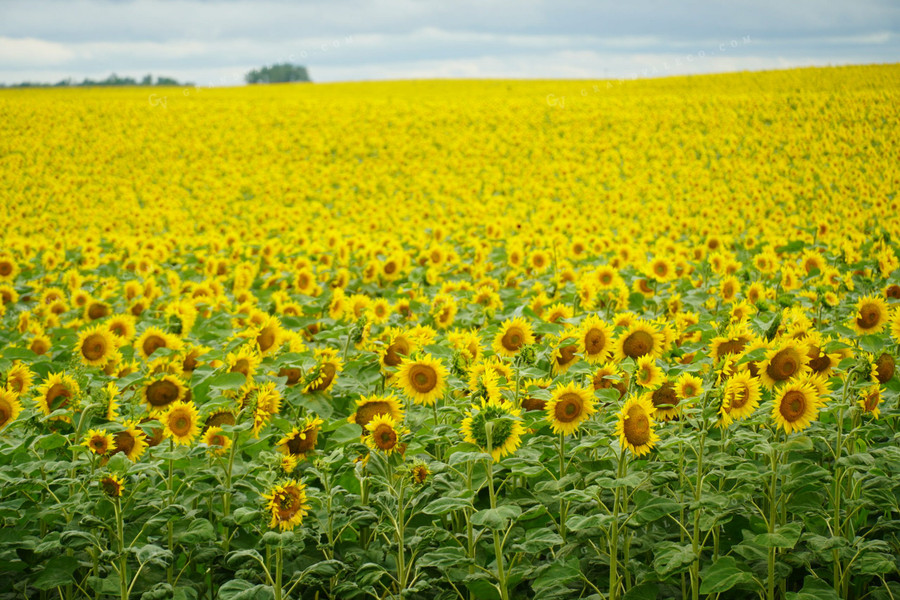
[460,397,525,461]
[263,480,311,531]
[364,413,408,455]
[226,344,262,379]
[203,426,232,456]
[851,295,889,335]
[161,400,201,446]
[35,372,81,422]
[771,382,821,434]
[304,348,343,393]
[551,335,581,375]
[492,317,535,358]
[0,390,23,430]
[142,373,187,414]
[758,339,810,389]
[545,382,596,436]
[395,354,447,406]
[113,421,148,462]
[520,377,552,411]
[614,320,663,361]
[379,328,417,369]
[648,383,681,421]
[348,393,405,431]
[579,315,614,364]
[615,394,659,457]
[872,353,895,385]
[409,461,431,485]
[277,415,325,459]
[859,385,883,418]
[83,428,115,456]
[100,474,124,498]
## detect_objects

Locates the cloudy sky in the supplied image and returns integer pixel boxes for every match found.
[0,0,897,85]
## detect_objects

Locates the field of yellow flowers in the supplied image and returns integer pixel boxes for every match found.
[0,63,899,600]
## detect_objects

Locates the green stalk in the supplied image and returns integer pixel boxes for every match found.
[274,544,283,600]
[465,462,476,600]
[167,439,175,586]
[222,428,239,553]
[485,428,509,600]
[767,447,779,600]
[690,429,706,600]
[114,498,128,600]
[558,431,568,543]
[610,445,627,600]
[397,479,408,595]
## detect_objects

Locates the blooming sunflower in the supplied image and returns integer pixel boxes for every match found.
[304,348,343,393]
[648,383,682,421]
[395,354,447,406]
[364,413,408,455]
[615,394,659,457]
[891,308,900,343]
[252,382,282,437]
[634,356,664,389]
[545,382,596,436]
[859,385,883,418]
[614,320,663,361]
[545,303,573,325]
[76,324,117,368]
[591,363,627,398]
[113,421,148,461]
[251,314,284,357]
[447,328,483,363]
[758,339,810,389]
[106,314,137,343]
[103,381,119,421]
[719,372,762,427]
[142,373,187,414]
[203,426,232,456]
[135,327,181,360]
[461,396,525,461]
[409,461,431,485]
[100,474,124,498]
[34,372,80,421]
[226,345,262,379]
[551,337,580,375]
[348,393,405,431]
[378,328,418,369]
[5,362,34,396]
[851,295,890,335]
[277,415,325,459]
[263,480,311,531]
[872,353,895,385]
[579,315,614,364]
[675,373,703,399]
[0,389,23,430]
[83,428,115,456]
[771,382,821,434]
[161,400,201,445]
[492,317,535,358]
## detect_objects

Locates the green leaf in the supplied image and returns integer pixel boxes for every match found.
[418,546,471,569]
[135,544,173,567]
[652,542,696,576]
[786,575,840,600]
[35,433,68,450]
[218,580,275,600]
[630,492,680,527]
[623,582,659,600]
[422,496,473,515]
[756,522,803,549]
[30,556,80,590]
[233,507,259,525]
[470,505,522,529]
[208,372,247,390]
[566,514,612,531]
[699,557,755,594]
[532,562,581,593]
[514,528,563,553]
[853,552,896,575]
[175,518,215,545]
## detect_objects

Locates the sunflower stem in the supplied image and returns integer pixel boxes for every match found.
[833,404,844,593]
[690,428,706,600]
[485,429,509,600]
[766,445,779,600]
[465,462,476,600]
[558,431,568,543]
[114,497,128,600]
[274,544,283,600]
[222,426,239,554]
[610,444,626,600]
[167,439,175,586]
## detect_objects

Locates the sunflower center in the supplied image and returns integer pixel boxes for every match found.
[115,431,135,455]
[47,384,71,411]
[555,393,583,423]
[729,385,750,410]
[147,380,180,407]
[501,327,525,352]
[875,353,895,384]
[715,337,748,359]
[257,328,276,352]
[651,383,678,410]
[279,367,302,385]
[0,404,9,426]
[88,303,109,320]
[779,391,806,422]
[82,334,108,360]
[384,339,410,366]
[768,348,800,381]
[409,365,437,393]
[170,413,191,436]
[864,391,880,412]
[231,359,251,376]
[623,330,653,359]
[384,261,397,275]
[374,425,397,449]
[355,401,391,428]
[584,328,606,354]
[142,335,167,356]
[557,344,578,365]
[0,262,11,276]
[286,428,318,455]
[623,405,651,446]
[309,363,337,391]
[856,303,881,329]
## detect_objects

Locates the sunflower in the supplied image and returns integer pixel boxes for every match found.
[545,382,596,436]
[648,383,682,421]
[100,474,124,498]
[378,328,418,369]
[859,385,883,418]
[348,393,405,431]
[579,315,614,364]
[551,337,580,375]
[277,415,325,459]
[203,426,232,456]
[83,429,115,456]
[466,358,513,391]
[142,374,187,414]
[771,382,821,434]
[5,362,34,396]
[364,413,408,455]
[304,348,343,393]
[851,295,889,335]
[591,363,627,398]
[29,333,51,356]
[75,323,113,366]
[263,480,311,531]
[675,373,703,399]
[614,320,663,361]
[34,372,80,421]
[521,377,552,411]
[758,339,810,389]
[409,461,431,485]
[161,400,201,445]
[226,345,262,379]
[0,390,23,430]
[135,327,181,360]
[461,396,525,461]
[447,329,482,363]
[252,382,282,437]
[634,356,664,389]
[872,353,895,384]
[396,354,447,406]
[492,317,535,357]
[719,372,762,426]
[251,315,284,357]
[615,394,659,457]
[545,303,573,325]
[113,421,148,461]
[106,314,137,342]
[710,327,754,362]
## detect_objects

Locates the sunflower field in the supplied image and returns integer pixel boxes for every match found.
[0,63,899,600]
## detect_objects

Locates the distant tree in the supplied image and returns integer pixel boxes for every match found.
[141,74,153,85]
[3,73,189,88]
[245,63,310,84]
